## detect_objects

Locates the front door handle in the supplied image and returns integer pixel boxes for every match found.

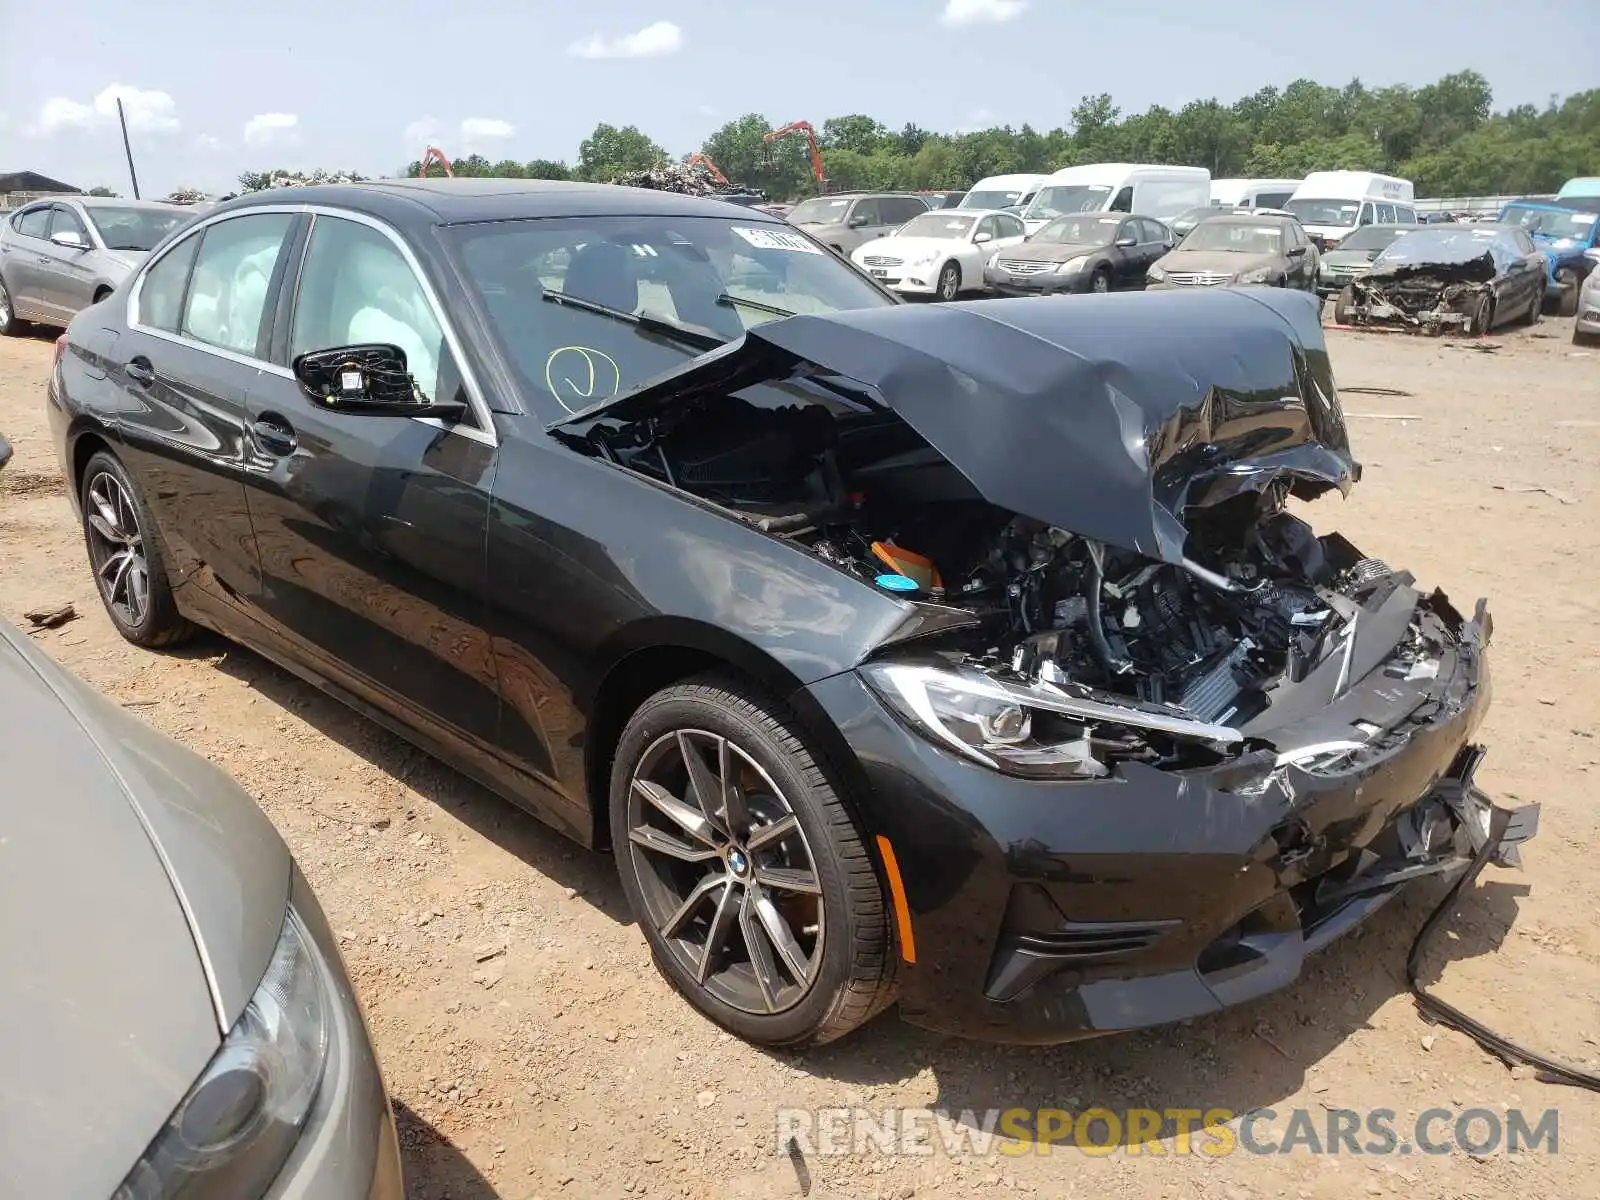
[124,358,156,388]
[250,415,297,457]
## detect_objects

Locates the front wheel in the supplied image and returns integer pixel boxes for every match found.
[936,261,961,301]
[610,676,895,1047]
[1465,294,1494,336]
[1557,285,1580,318]
[1333,285,1356,326]
[1090,268,1111,294]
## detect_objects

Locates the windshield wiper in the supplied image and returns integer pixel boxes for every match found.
[716,292,796,319]
[542,291,725,352]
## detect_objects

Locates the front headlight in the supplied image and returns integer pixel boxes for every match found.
[114,908,330,1200]
[1237,267,1272,284]
[1148,264,1167,281]
[986,251,1001,269]
[1058,255,1089,274]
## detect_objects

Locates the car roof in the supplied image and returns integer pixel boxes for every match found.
[212,178,792,226]
[68,197,189,211]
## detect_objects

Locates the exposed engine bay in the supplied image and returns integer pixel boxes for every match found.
[1347,255,1496,334]
[578,391,1465,774]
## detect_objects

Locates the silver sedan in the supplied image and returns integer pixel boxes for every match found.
[0,596,402,1195]
[0,197,193,334]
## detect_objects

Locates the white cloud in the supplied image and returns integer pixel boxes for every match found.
[955,109,997,134]
[243,112,299,147]
[193,134,224,153]
[940,0,1028,27]
[460,117,514,141]
[404,116,443,146]
[568,20,683,60]
[697,104,718,117]
[29,84,180,137]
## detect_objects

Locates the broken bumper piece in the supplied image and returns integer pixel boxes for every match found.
[805,603,1538,1044]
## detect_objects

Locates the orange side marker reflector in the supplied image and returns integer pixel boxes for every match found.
[875,834,917,964]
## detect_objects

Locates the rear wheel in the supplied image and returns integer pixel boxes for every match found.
[610,675,895,1047]
[936,261,961,302]
[79,451,194,648]
[0,276,28,336]
[1557,284,1580,318]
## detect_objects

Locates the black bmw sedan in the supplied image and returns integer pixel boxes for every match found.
[48,180,1534,1048]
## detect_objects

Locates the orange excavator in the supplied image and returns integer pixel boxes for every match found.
[684,153,730,185]
[763,121,828,190]
[419,146,454,178]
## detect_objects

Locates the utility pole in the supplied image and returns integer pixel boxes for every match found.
[116,98,141,199]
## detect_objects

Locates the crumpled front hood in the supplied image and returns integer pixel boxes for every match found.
[1363,251,1497,285]
[554,287,1358,562]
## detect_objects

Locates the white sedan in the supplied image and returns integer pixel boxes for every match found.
[850,209,1028,300]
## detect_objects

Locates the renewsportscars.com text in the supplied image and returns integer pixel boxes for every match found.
[775,1106,1559,1158]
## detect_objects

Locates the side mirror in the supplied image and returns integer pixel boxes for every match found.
[0,433,12,472]
[292,344,467,419]
[50,230,88,250]
[849,213,873,228]
[1114,236,1137,248]
[974,231,992,244]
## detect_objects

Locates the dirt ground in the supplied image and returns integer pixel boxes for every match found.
[2,314,1598,1200]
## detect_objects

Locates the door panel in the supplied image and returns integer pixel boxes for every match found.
[240,211,502,755]
[41,206,96,314]
[3,207,52,317]
[240,382,503,757]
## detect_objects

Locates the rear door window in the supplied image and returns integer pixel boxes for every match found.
[13,207,49,239]
[181,213,296,357]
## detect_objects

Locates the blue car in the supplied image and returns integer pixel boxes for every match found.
[1498,199,1599,315]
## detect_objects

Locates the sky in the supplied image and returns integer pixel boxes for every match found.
[2,0,1597,197]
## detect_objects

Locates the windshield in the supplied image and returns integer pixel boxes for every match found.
[1283,198,1361,228]
[86,206,189,251]
[895,213,976,239]
[1032,214,1124,245]
[1502,206,1595,240]
[787,197,853,225]
[1179,222,1283,253]
[1336,224,1412,252]
[964,189,1028,210]
[1373,228,1504,266]
[446,215,891,420]
[1028,184,1113,220]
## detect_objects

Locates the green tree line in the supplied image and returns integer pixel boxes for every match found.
[281,70,1591,202]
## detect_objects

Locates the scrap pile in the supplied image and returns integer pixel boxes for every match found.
[609,161,763,201]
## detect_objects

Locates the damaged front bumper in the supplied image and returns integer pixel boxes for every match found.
[1343,282,1492,333]
[806,599,1539,1045]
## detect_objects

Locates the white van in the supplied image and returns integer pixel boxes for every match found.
[1019,164,1211,233]
[1211,178,1302,210]
[958,173,1049,213]
[1284,171,1417,249]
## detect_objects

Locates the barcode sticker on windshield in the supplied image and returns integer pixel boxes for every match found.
[732,226,824,254]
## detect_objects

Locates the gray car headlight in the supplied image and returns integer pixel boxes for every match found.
[1057,255,1089,274]
[1237,266,1272,284]
[862,662,1112,779]
[113,908,330,1200]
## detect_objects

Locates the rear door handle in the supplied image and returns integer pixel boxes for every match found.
[124,358,156,388]
[250,415,297,457]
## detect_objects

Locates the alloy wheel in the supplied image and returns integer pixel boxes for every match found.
[625,728,825,1015]
[0,280,12,331]
[84,471,151,629]
[938,263,960,301]
[1091,271,1110,294]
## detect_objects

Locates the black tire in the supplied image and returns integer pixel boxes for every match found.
[0,275,29,337]
[1575,328,1600,347]
[1465,294,1494,336]
[936,261,961,302]
[79,450,195,648]
[1089,267,1111,294]
[610,674,895,1047]
[1557,285,1579,318]
[1519,289,1542,326]
[1333,285,1356,326]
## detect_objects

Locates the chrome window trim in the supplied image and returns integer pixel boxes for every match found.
[126,203,497,447]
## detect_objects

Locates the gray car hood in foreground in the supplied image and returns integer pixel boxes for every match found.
[555,287,1357,563]
[0,621,289,1197]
